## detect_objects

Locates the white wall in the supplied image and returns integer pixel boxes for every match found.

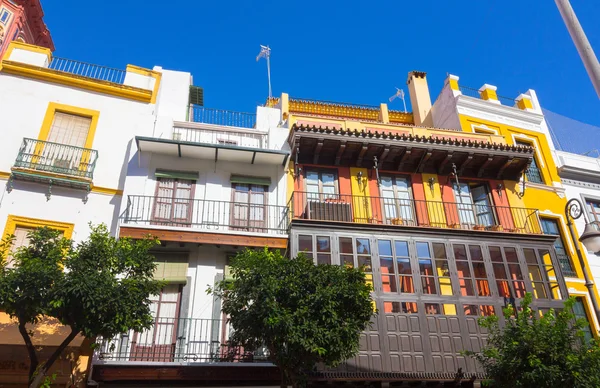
[431,80,461,131]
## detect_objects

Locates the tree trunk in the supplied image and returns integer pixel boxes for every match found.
[28,328,79,388]
[18,321,39,385]
[280,368,286,388]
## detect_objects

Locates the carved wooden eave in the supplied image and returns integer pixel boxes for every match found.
[288,124,534,181]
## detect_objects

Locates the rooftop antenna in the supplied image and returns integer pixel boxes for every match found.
[256,45,272,98]
[389,87,407,113]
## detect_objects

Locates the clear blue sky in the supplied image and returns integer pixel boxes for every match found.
[44,1,600,125]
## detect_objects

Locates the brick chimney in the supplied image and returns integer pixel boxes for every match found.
[407,71,433,126]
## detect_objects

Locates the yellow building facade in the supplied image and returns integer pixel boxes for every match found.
[432,73,600,334]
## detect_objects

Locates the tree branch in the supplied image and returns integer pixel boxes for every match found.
[18,320,39,384]
[29,327,79,388]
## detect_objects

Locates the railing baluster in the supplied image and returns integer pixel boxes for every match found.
[49,56,126,84]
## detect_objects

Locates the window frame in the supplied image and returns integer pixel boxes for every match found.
[378,175,415,225]
[152,177,196,225]
[230,182,268,232]
[304,169,339,199]
[515,139,544,184]
[38,103,100,151]
[540,217,576,277]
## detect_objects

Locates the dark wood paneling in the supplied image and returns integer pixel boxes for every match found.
[119,227,288,249]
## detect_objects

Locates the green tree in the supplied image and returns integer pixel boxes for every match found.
[0,224,161,388]
[466,293,600,388]
[210,248,375,388]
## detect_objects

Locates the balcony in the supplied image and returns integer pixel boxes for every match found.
[189,106,257,129]
[172,124,267,149]
[122,195,289,235]
[48,56,126,84]
[459,85,517,107]
[290,191,543,235]
[95,317,268,364]
[9,138,98,198]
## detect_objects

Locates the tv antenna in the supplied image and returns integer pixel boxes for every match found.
[389,87,407,113]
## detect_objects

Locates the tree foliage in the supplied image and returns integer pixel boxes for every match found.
[466,293,600,388]
[210,248,375,387]
[0,224,161,388]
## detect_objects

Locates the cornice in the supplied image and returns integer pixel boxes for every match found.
[456,95,544,131]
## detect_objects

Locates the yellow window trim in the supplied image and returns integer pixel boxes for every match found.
[3,41,52,62]
[0,61,153,103]
[126,64,162,104]
[38,102,100,151]
[2,215,74,241]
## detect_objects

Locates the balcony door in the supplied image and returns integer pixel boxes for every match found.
[453,183,494,228]
[152,178,195,225]
[231,183,267,232]
[42,112,92,175]
[380,176,414,225]
[130,284,182,362]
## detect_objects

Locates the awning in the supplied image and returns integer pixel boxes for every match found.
[153,253,188,284]
[136,136,290,166]
[230,174,271,186]
[155,169,198,180]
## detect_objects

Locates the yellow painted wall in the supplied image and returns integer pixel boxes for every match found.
[421,173,447,228]
[349,167,372,223]
[458,113,600,333]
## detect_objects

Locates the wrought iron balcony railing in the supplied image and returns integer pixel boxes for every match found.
[123,195,289,235]
[172,125,267,149]
[95,317,269,363]
[13,138,98,180]
[458,85,517,107]
[49,56,126,84]
[289,191,543,235]
[190,106,257,129]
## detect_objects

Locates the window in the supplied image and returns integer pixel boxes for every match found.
[470,245,491,296]
[306,170,337,200]
[380,176,414,225]
[489,246,526,298]
[377,240,414,294]
[453,183,495,227]
[516,140,543,184]
[573,298,593,343]
[5,226,33,268]
[526,248,562,300]
[316,236,331,265]
[131,284,182,361]
[232,183,267,232]
[336,236,373,287]
[453,244,475,296]
[384,301,418,314]
[47,112,92,148]
[540,218,576,277]
[153,178,195,224]
[417,242,453,295]
[0,10,10,24]
[587,200,600,223]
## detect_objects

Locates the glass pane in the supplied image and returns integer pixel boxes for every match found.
[378,240,392,256]
[358,256,372,271]
[341,255,354,268]
[504,247,519,263]
[463,305,478,316]
[400,276,415,293]
[298,235,312,252]
[439,276,453,296]
[402,302,418,313]
[340,237,353,254]
[469,245,484,261]
[493,263,507,279]
[524,248,537,264]
[395,241,409,257]
[459,278,474,296]
[443,304,457,315]
[384,301,401,313]
[508,264,524,280]
[416,242,431,258]
[453,244,467,260]
[422,277,437,295]
[381,275,397,293]
[513,281,526,298]
[419,259,433,275]
[433,243,446,259]
[380,176,393,188]
[356,238,371,255]
[321,172,335,185]
[425,303,441,315]
[316,236,330,252]
[380,257,394,274]
[306,171,319,184]
[480,305,496,316]
[528,265,543,282]
[549,282,562,300]
[317,254,331,265]
[436,260,450,277]
[397,258,411,274]
[532,282,548,299]
[396,177,409,191]
[456,261,471,278]
[473,262,487,278]
[476,279,491,296]
[497,280,510,297]
[489,246,503,262]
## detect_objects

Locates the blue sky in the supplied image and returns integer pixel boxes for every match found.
[44,1,600,125]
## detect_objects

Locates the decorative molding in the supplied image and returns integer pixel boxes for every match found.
[456,94,544,132]
[562,179,600,190]
[526,181,566,197]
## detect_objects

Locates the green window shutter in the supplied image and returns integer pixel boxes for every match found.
[189,86,204,106]
[153,253,189,284]
[230,174,271,186]
[156,169,198,180]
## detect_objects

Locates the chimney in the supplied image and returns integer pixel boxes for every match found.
[407,71,433,126]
